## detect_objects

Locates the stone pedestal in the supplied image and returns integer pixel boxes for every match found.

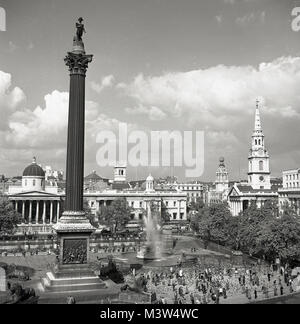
[42,265,106,293]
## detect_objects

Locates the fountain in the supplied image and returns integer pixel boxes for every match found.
[137,202,162,260]
[137,201,171,260]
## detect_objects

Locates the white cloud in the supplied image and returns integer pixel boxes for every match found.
[125,105,167,121]
[5,90,103,149]
[90,75,115,94]
[122,56,300,131]
[0,71,26,130]
[0,70,136,176]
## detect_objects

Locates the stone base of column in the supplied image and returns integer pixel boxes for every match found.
[53,211,95,233]
[41,264,106,293]
[52,211,95,264]
[40,210,105,295]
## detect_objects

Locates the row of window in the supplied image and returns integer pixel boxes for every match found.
[254,139,263,146]
[24,179,43,187]
[90,200,182,208]
[130,212,184,220]
[249,160,265,171]
[286,174,299,181]
[177,185,202,191]
[187,192,201,197]
[285,182,300,189]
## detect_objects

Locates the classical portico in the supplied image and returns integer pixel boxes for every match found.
[8,158,62,233]
[10,192,62,233]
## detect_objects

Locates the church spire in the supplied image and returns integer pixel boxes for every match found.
[254,99,262,132]
[248,99,271,190]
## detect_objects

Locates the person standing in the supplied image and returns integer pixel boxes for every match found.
[254,288,257,300]
[280,285,284,296]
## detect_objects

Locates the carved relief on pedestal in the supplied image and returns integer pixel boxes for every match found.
[62,238,87,264]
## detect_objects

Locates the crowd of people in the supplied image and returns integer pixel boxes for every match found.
[124,260,298,304]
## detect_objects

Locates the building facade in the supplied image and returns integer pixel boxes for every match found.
[8,158,62,234]
[278,168,300,216]
[7,162,187,234]
[206,157,230,205]
[174,182,204,204]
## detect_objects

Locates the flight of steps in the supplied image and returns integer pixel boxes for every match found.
[41,264,106,293]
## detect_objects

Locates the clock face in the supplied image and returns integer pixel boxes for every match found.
[259,176,264,182]
[258,148,264,156]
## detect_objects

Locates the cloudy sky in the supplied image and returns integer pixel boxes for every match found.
[0,0,300,181]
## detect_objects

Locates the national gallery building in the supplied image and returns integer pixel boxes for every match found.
[7,159,187,234]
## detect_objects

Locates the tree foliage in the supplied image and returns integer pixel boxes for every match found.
[83,199,98,228]
[96,198,133,232]
[0,195,22,234]
[191,199,300,266]
[192,202,232,246]
[231,200,300,265]
[148,200,170,226]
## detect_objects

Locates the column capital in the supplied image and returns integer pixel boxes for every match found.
[64,52,93,76]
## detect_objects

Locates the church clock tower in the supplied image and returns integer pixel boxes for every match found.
[248,100,271,190]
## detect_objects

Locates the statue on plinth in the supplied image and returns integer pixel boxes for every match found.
[75,17,86,42]
[72,17,87,54]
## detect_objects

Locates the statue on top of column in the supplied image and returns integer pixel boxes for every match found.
[75,17,86,42]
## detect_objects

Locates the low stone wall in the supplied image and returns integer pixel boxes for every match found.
[0,237,143,254]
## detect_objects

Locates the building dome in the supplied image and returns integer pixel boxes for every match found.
[23,157,45,177]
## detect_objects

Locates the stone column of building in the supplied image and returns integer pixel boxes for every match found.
[22,201,25,220]
[177,200,181,220]
[50,201,53,224]
[36,201,39,224]
[15,201,18,211]
[29,201,32,224]
[57,201,60,220]
[42,201,46,224]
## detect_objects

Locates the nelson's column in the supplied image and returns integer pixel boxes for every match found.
[42,19,105,293]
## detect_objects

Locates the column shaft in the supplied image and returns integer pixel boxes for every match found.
[57,201,60,221]
[22,201,25,220]
[65,73,85,212]
[50,201,53,224]
[42,201,46,224]
[29,201,32,224]
[36,201,39,224]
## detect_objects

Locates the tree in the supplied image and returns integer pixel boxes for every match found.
[234,200,300,266]
[148,201,170,226]
[256,205,300,264]
[160,201,171,224]
[188,197,205,213]
[97,198,133,233]
[0,195,22,235]
[193,202,232,247]
[83,199,98,228]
